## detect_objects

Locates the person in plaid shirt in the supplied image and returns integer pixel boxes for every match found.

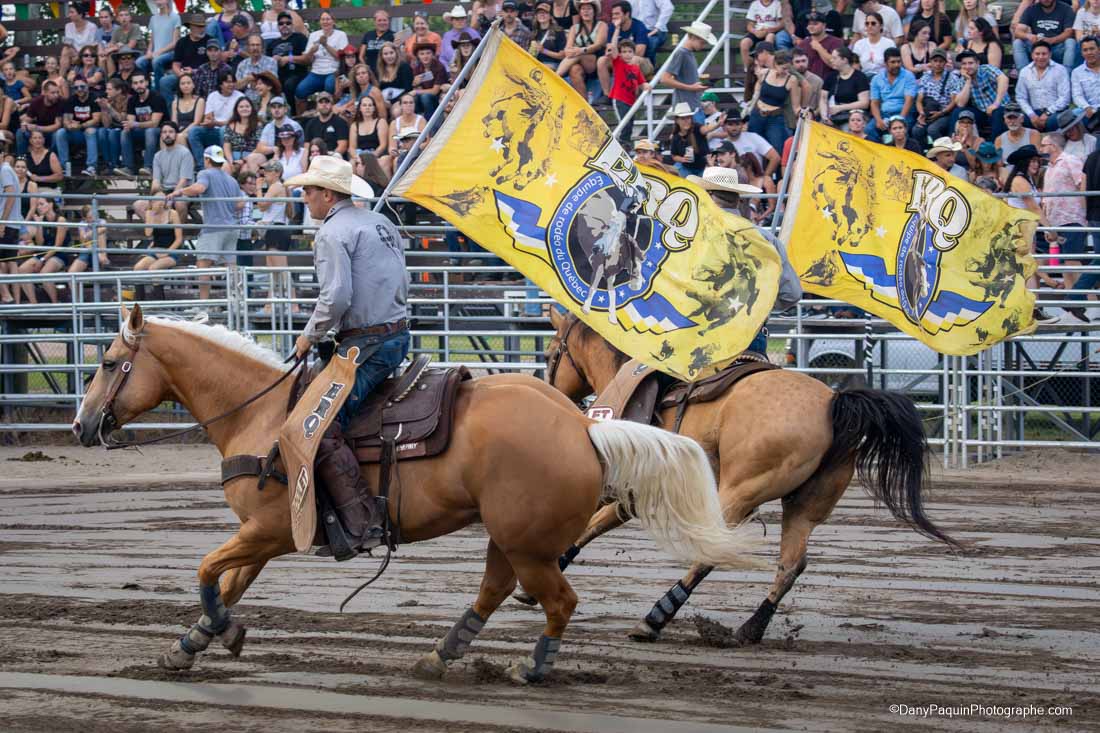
[948,49,1009,137]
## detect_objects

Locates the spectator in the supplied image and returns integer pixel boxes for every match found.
[62,3,98,76]
[853,1,905,44]
[169,73,204,144]
[633,0,672,63]
[969,140,1004,189]
[67,205,109,275]
[632,137,673,172]
[189,70,242,171]
[360,10,395,71]
[256,96,302,157]
[854,12,897,76]
[558,0,606,98]
[723,107,781,176]
[410,43,448,116]
[847,108,875,140]
[953,109,986,169]
[207,0,254,50]
[1059,109,1098,158]
[12,157,38,223]
[103,6,145,71]
[950,50,1009,138]
[0,155,18,303]
[225,16,256,71]
[955,0,997,41]
[1004,143,1059,322]
[926,135,967,178]
[907,0,953,49]
[260,0,307,42]
[110,48,140,90]
[404,11,445,61]
[914,47,958,142]
[797,12,842,83]
[94,77,129,172]
[1016,41,1071,132]
[502,0,535,49]
[16,195,68,304]
[94,6,117,47]
[195,39,232,99]
[350,95,391,175]
[961,17,1003,69]
[741,0,784,76]
[737,151,775,222]
[161,15,214,103]
[68,45,106,94]
[1075,0,1100,42]
[166,146,244,301]
[603,37,649,146]
[1040,132,1088,289]
[251,71,281,121]
[335,64,385,120]
[223,96,265,175]
[296,11,349,108]
[792,49,823,116]
[596,2,649,93]
[134,122,192,222]
[376,42,414,106]
[268,13,309,105]
[884,115,923,153]
[255,159,297,309]
[530,4,569,71]
[333,45,362,104]
[54,79,100,177]
[274,125,308,189]
[670,102,708,176]
[135,195,183,273]
[389,94,426,158]
[820,47,870,129]
[118,71,167,178]
[140,0,180,86]
[547,0,578,31]
[901,20,934,77]
[24,129,64,188]
[449,31,481,83]
[235,170,258,264]
[43,56,71,99]
[236,34,279,98]
[1072,35,1100,132]
[302,92,349,157]
[996,101,1042,160]
[1014,0,1077,71]
[869,47,917,141]
[748,49,801,153]
[660,21,716,121]
[17,82,64,158]
[440,6,481,69]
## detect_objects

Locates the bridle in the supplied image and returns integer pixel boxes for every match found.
[545,315,589,391]
[94,335,305,450]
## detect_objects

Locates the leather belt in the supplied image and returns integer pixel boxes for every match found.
[338,319,408,340]
[755,106,784,117]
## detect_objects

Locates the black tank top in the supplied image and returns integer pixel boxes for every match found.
[553,0,575,29]
[151,216,176,247]
[27,149,54,180]
[759,77,789,107]
[18,179,29,218]
[356,119,380,152]
[174,98,198,130]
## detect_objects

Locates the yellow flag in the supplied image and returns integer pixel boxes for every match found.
[780,122,1039,355]
[393,30,781,380]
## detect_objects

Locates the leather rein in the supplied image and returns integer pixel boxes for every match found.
[97,338,306,450]
[546,316,589,391]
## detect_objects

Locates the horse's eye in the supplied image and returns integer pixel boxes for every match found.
[102,360,117,370]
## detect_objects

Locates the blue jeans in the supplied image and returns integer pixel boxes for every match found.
[96,128,121,168]
[415,92,438,117]
[1014,38,1078,71]
[775,30,795,50]
[188,126,223,170]
[16,129,54,156]
[748,109,789,156]
[337,330,411,429]
[137,51,175,85]
[121,125,159,170]
[645,30,666,64]
[54,127,98,168]
[295,72,335,100]
[159,71,179,104]
[748,326,768,354]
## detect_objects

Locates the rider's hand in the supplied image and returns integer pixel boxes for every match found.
[295,334,312,358]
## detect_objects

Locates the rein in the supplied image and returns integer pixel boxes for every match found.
[546,316,588,390]
[100,345,307,450]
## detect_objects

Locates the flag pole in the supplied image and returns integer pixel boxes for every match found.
[372,21,502,213]
[770,114,806,238]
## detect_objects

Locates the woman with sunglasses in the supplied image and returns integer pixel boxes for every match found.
[853,12,896,76]
[557,0,607,98]
[67,44,105,94]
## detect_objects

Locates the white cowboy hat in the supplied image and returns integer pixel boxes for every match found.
[284,154,374,197]
[687,166,763,195]
[683,21,718,46]
[576,0,601,13]
[671,102,696,117]
[203,145,226,164]
[926,136,962,159]
[448,4,468,17]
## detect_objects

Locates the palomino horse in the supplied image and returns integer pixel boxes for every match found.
[521,310,958,645]
[73,305,761,683]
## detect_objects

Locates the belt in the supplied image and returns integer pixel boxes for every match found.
[337,319,408,340]
[755,106,784,117]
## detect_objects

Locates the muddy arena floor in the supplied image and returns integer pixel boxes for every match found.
[0,445,1096,732]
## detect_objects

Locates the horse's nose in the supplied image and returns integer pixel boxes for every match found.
[72,419,81,439]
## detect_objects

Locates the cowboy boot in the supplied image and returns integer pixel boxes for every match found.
[315,423,386,561]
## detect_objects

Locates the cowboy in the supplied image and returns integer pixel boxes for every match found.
[285,155,410,559]
[686,166,801,354]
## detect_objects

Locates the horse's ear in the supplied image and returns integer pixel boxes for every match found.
[549,308,564,330]
[128,303,145,335]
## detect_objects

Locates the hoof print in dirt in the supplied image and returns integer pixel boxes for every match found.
[692,615,749,648]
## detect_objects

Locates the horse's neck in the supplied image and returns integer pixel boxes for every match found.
[150,327,291,456]
[583,342,627,395]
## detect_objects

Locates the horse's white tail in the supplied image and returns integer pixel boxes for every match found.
[587,420,762,569]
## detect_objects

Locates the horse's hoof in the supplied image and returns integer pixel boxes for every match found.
[506,658,540,685]
[157,641,196,671]
[733,626,763,646]
[512,589,537,606]
[219,621,246,658]
[411,650,448,681]
[627,619,661,643]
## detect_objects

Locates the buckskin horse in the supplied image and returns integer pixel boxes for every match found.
[72,305,761,683]
[519,310,959,645]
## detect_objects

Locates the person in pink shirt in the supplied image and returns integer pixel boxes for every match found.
[1040,132,1088,288]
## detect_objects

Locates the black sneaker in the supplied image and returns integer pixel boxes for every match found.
[1032,308,1059,325]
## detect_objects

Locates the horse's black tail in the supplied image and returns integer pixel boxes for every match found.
[820,389,960,550]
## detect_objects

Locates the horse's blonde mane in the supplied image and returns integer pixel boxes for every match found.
[130,315,289,371]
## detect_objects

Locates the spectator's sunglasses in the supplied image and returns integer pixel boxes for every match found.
[865,20,880,26]
[81,52,95,58]
[278,20,292,26]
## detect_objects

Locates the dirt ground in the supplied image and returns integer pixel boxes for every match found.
[0,445,1097,732]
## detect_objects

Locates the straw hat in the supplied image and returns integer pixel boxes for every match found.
[671,102,696,117]
[576,0,601,13]
[284,155,374,197]
[683,21,718,46]
[926,136,962,159]
[687,166,763,195]
[633,138,658,151]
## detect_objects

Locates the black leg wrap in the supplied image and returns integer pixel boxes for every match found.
[736,598,778,644]
[436,608,486,662]
[558,544,580,571]
[643,580,692,632]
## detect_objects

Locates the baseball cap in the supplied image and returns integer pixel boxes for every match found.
[270,95,287,106]
[1002,101,1024,115]
[502,0,518,8]
[276,124,297,138]
[957,109,976,122]
[231,14,251,28]
[205,37,223,49]
[806,12,825,23]
[186,14,207,27]
[203,145,227,164]
[714,140,737,153]
[262,159,284,173]
[315,91,333,102]
[700,91,719,103]
[929,48,947,60]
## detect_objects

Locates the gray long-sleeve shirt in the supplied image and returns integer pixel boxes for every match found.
[304,199,408,342]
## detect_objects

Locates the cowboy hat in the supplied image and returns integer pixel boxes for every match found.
[285,155,374,197]
[926,136,962,158]
[683,21,718,46]
[633,138,658,151]
[971,141,1002,164]
[451,30,477,49]
[449,4,468,17]
[687,166,763,195]
[671,102,696,117]
[1006,144,1041,167]
[576,0,601,13]
[1057,108,1088,133]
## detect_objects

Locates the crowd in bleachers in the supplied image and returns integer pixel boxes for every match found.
[0,0,1098,326]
